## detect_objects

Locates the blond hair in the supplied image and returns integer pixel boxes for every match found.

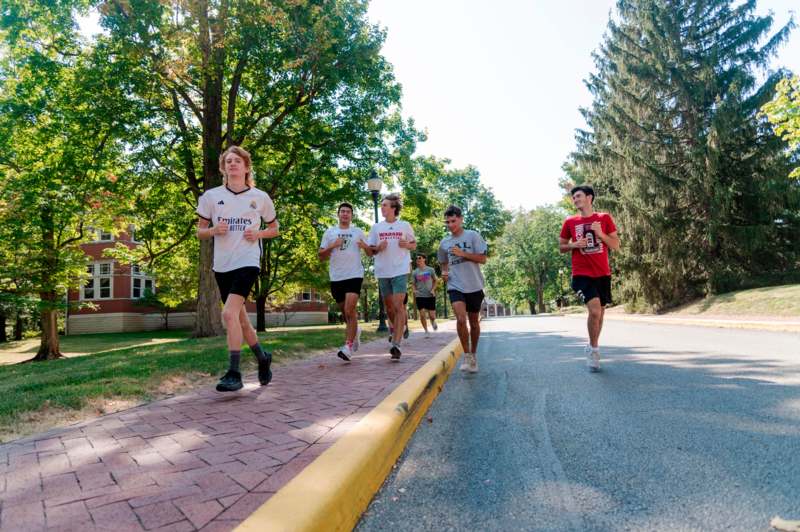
[219,146,255,187]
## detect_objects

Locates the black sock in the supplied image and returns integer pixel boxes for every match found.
[228,350,241,372]
[250,342,268,363]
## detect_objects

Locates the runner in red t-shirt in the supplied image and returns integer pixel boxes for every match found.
[559,185,620,372]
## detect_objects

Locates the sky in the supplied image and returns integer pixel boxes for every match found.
[366,0,800,211]
[78,1,799,211]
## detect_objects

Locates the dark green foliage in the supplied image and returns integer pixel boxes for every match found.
[571,0,800,310]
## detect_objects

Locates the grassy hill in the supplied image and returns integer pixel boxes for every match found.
[667,284,799,318]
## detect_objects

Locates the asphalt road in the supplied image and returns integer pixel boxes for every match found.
[357,316,800,532]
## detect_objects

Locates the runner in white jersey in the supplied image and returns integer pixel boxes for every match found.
[367,193,416,360]
[319,202,370,362]
[196,146,279,392]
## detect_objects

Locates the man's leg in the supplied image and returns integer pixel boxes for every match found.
[429,308,438,330]
[452,301,470,355]
[237,305,258,348]
[468,311,481,354]
[419,305,428,332]
[390,293,406,345]
[222,294,246,352]
[587,297,603,348]
[238,305,272,384]
[343,293,359,343]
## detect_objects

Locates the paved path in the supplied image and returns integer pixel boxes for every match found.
[359,316,800,531]
[0,327,455,531]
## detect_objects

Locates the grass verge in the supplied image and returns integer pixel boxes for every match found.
[1,325,380,442]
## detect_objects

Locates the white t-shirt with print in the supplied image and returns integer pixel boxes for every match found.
[196,185,277,273]
[367,219,415,279]
[320,225,366,281]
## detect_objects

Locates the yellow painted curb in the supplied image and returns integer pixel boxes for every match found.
[236,337,464,532]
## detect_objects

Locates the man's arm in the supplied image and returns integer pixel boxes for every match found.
[449,246,487,264]
[197,217,221,240]
[591,221,620,251]
[559,237,588,253]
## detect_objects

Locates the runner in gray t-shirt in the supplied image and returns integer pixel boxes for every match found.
[412,255,438,336]
[437,205,487,373]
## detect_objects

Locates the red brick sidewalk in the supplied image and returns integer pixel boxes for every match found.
[0,326,456,531]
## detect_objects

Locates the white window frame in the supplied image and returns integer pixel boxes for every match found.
[88,227,114,243]
[131,264,155,299]
[81,261,114,300]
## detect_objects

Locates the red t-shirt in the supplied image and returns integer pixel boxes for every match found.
[559,212,617,278]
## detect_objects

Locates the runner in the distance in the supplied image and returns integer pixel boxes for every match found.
[319,202,369,362]
[412,254,438,337]
[437,205,487,373]
[367,193,416,360]
[558,184,620,372]
[196,146,279,392]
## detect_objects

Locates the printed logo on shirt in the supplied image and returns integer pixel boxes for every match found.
[337,232,354,251]
[575,223,603,255]
[217,214,257,232]
[217,200,225,205]
[448,242,473,266]
[249,200,257,209]
[379,231,404,240]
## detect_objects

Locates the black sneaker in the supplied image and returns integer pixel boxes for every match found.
[403,327,409,339]
[216,370,243,392]
[258,351,273,386]
[390,345,401,361]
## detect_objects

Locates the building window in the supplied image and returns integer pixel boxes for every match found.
[88,227,114,243]
[131,264,155,299]
[82,262,113,300]
[302,291,311,301]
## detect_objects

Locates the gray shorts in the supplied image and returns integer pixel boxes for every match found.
[379,275,408,296]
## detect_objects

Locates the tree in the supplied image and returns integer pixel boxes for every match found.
[485,207,567,314]
[571,0,800,310]
[0,3,136,360]
[98,0,412,337]
[762,75,800,179]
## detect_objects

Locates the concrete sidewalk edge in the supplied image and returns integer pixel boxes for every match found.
[562,313,800,333]
[235,337,464,532]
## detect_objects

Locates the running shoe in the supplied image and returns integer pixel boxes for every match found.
[353,327,362,352]
[337,344,352,362]
[258,351,273,386]
[403,326,410,339]
[466,352,478,373]
[390,344,402,361]
[586,346,600,372]
[459,352,472,372]
[424,331,431,338]
[431,321,438,331]
[216,370,243,392]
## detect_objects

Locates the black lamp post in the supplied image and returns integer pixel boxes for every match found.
[367,171,388,332]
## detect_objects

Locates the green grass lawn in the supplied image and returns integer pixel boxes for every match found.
[0,325,381,442]
[670,284,800,318]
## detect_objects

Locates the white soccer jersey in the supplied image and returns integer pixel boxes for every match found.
[320,225,366,281]
[367,219,415,279]
[196,185,277,272]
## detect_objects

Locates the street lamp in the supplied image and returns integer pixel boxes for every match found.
[367,171,388,332]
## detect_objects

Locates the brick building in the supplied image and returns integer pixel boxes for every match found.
[66,229,327,334]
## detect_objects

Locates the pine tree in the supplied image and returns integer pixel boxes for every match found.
[572,0,799,310]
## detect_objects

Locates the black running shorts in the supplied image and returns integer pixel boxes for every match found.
[415,296,436,311]
[448,290,484,314]
[330,277,363,304]
[214,267,260,303]
[572,275,612,306]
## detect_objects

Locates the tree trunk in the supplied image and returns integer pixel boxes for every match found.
[164,310,170,330]
[14,314,22,341]
[0,312,6,343]
[32,291,63,361]
[528,300,536,315]
[537,283,545,314]
[362,288,369,322]
[194,240,224,337]
[256,294,267,331]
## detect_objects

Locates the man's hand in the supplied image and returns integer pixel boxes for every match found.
[214,220,229,236]
[398,237,410,249]
[591,221,605,237]
[357,239,370,250]
[376,240,388,252]
[441,271,449,283]
[243,227,258,242]
[330,237,344,250]
[572,238,589,249]
[450,246,467,258]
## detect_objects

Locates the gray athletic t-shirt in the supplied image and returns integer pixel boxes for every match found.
[437,230,487,293]
[412,266,437,297]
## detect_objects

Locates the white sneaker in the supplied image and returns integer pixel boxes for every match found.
[461,352,478,373]
[337,344,352,362]
[353,327,362,352]
[587,346,600,372]
[424,331,431,338]
[431,321,438,331]
[459,352,471,371]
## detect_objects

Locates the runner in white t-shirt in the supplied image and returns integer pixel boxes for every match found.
[367,193,416,360]
[196,146,279,392]
[319,202,370,362]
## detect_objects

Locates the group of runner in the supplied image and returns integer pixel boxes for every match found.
[197,145,620,392]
